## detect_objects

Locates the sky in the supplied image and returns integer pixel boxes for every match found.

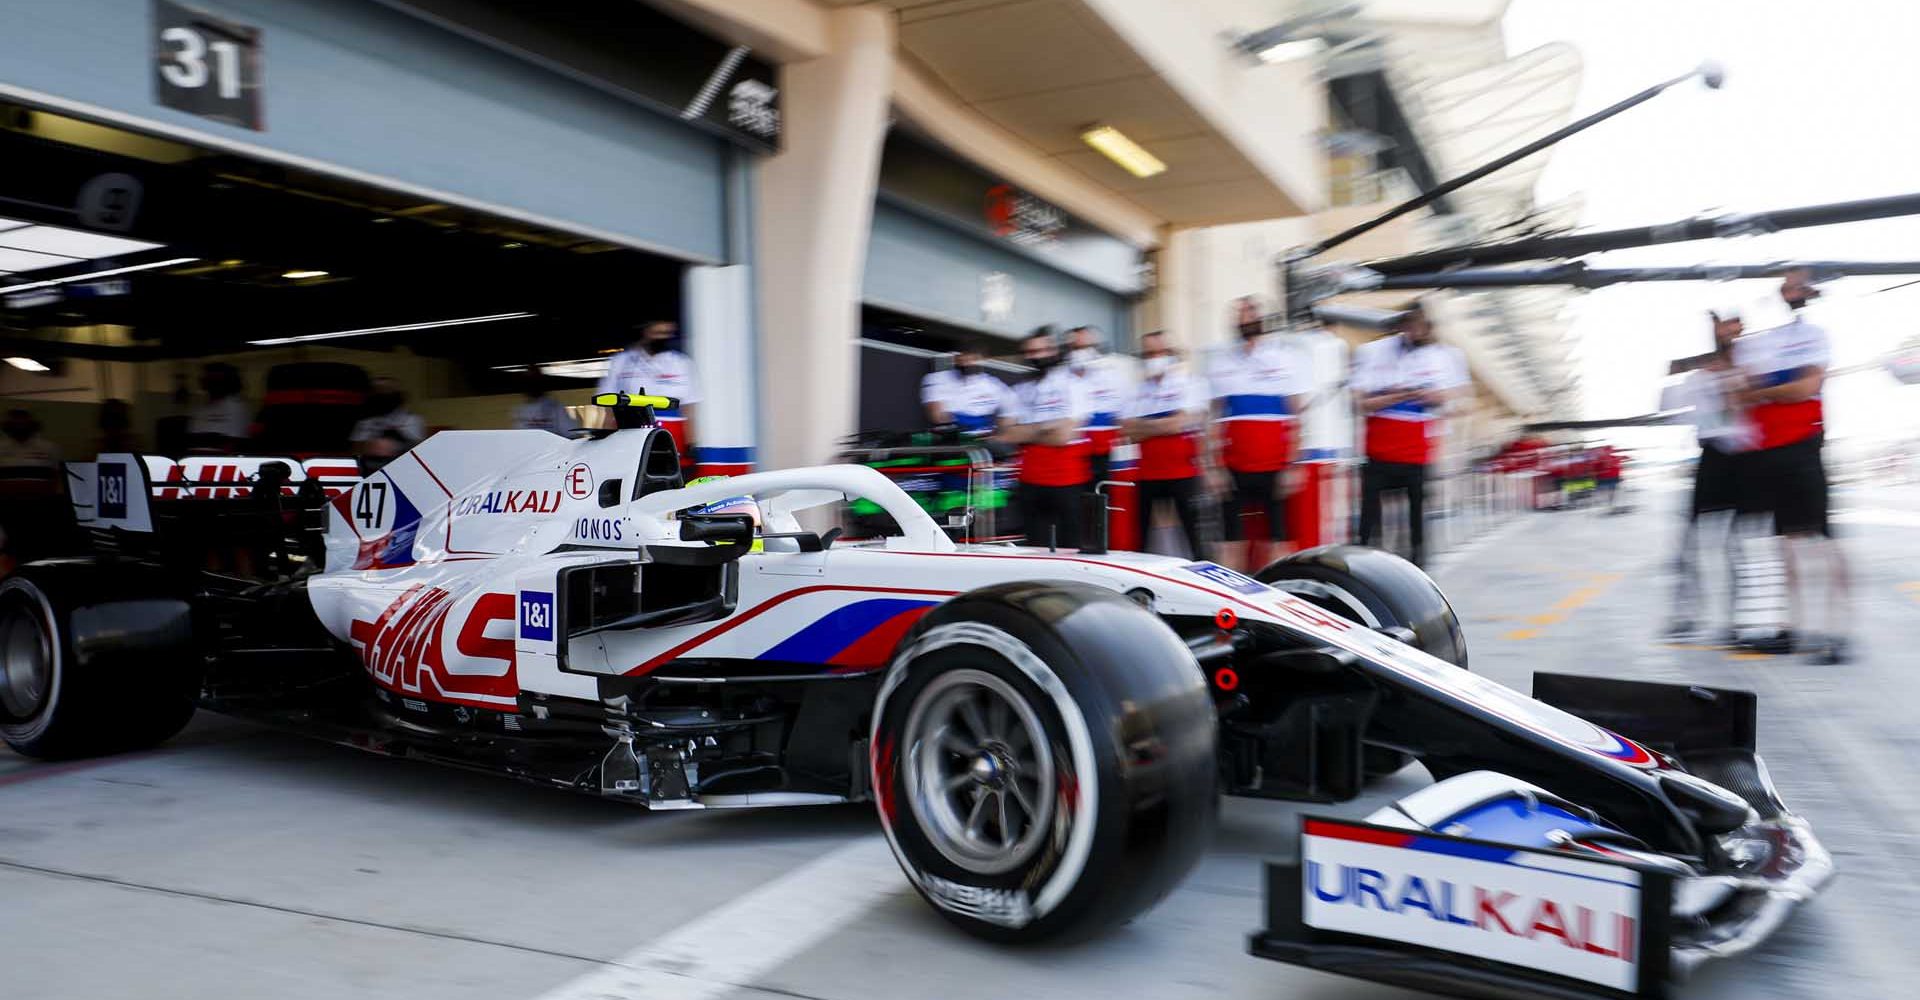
[1499,0,1920,456]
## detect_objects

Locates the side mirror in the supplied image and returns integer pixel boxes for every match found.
[679,513,755,547]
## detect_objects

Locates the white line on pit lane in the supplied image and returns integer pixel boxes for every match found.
[533,835,902,1000]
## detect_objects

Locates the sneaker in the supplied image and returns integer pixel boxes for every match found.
[1742,629,1797,656]
[1664,619,1696,641]
[1812,637,1851,665]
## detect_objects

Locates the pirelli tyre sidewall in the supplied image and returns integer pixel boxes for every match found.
[871,582,1217,943]
[0,568,197,760]
[0,575,66,751]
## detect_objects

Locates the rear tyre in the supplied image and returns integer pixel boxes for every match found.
[871,582,1216,942]
[0,573,195,760]
[1256,545,1466,778]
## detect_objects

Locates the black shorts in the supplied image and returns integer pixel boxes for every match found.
[1223,469,1286,541]
[1692,445,1741,515]
[1747,436,1829,536]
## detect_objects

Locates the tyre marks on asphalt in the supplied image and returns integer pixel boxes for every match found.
[532,836,902,1000]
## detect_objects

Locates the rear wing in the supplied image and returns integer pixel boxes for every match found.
[68,453,359,533]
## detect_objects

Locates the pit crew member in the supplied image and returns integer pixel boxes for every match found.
[920,344,1016,439]
[1122,331,1211,558]
[598,320,701,458]
[1732,267,1851,663]
[1207,297,1311,571]
[1002,327,1092,549]
[1352,300,1467,567]
[1068,325,1132,487]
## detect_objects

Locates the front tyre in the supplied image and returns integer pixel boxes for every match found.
[871,582,1216,943]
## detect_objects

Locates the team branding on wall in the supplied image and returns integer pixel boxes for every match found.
[1300,818,1644,992]
[984,184,1067,247]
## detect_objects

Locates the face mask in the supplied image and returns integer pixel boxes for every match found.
[369,393,402,413]
[1029,353,1060,373]
[1070,346,1099,365]
[956,361,979,377]
[643,338,672,355]
[1238,323,1263,341]
[1143,355,1173,378]
[3,425,29,442]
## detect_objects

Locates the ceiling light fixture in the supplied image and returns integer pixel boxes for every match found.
[3,357,50,372]
[1080,125,1167,179]
[282,269,329,279]
[248,311,536,347]
[0,256,199,295]
[1257,36,1328,63]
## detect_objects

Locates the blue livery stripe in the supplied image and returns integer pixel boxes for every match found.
[1404,836,1516,864]
[1223,394,1289,418]
[759,599,940,663]
[694,445,756,464]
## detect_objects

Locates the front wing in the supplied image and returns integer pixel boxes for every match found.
[1252,816,1677,1000]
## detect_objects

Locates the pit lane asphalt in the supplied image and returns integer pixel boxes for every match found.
[3,481,1917,1000]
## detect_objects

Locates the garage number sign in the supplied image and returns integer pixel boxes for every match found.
[153,0,264,131]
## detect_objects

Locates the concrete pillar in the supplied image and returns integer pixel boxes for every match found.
[683,264,756,476]
[753,5,895,469]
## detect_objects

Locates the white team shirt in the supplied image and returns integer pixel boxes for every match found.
[597,348,702,415]
[1732,316,1830,450]
[1350,337,1469,405]
[187,395,252,441]
[920,369,1017,434]
[1663,366,1754,452]
[350,409,427,446]
[1206,336,1315,416]
[513,396,577,434]
[1125,366,1208,420]
[1013,366,1092,439]
[1071,351,1133,430]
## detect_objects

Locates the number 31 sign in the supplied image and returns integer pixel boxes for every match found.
[154,0,264,131]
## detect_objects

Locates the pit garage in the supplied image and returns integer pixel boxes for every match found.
[0,0,774,562]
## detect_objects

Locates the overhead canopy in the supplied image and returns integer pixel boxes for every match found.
[831,0,1312,226]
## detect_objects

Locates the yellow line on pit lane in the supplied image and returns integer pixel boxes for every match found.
[1500,572,1623,641]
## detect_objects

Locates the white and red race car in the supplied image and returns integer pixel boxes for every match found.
[2,401,1826,996]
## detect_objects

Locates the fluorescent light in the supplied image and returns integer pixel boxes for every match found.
[282,269,329,279]
[248,311,536,346]
[3,357,49,372]
[0,256,199,294]
[1257,37,1327,63]
[1080,125,1167,179]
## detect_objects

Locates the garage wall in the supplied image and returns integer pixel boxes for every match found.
[863,201,1132,344]
[1,0,731,262]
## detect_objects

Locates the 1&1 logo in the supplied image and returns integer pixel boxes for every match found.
[519,591,554,641]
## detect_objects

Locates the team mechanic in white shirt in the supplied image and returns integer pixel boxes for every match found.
[1122,331,1211,558]
[1001,328,1093,548]
[1351,301,1468,567]
[1066,325,1132,487]
[919,344,1016,438]
[1662,308,1759,640]
[597,321,702,457]
[1207,298,1313,571]
[1731,268,1851,663]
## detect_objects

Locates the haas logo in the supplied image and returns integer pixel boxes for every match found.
[349,586,518,707]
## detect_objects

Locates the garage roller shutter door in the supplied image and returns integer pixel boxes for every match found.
[0,0,730,262]
[864,201,1131,343]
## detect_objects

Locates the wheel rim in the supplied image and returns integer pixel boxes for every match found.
[0,600,51,720]
[903,668,1055,875]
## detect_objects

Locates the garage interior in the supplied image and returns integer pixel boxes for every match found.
[0,102,684,460]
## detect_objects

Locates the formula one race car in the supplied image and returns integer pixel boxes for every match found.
[0,397,1827,995]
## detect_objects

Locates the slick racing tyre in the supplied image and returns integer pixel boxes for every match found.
[1256,545,1466,778]
[0,571,196,760]
[871,582,1216,943]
